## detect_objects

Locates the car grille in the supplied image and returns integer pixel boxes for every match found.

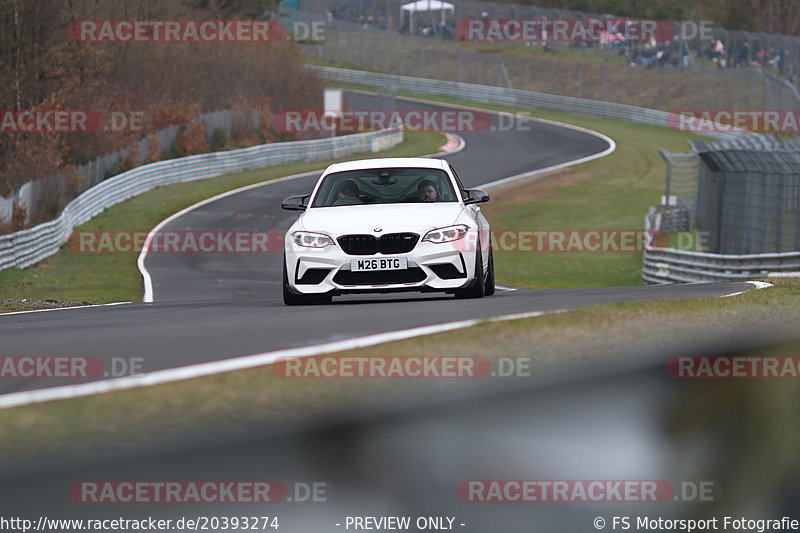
[337,233,419,255]
[333,267,426,286]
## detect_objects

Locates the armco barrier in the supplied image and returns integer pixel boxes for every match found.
[643,207,800,283]
[306,65,758,141]
[306,65,799,283]
[0,126,403,272]
[642,247,800,283]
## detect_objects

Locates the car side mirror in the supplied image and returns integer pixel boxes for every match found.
[463,188,490,205]
[281,194,309,211]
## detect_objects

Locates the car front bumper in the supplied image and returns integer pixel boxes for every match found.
[285,240,477,295]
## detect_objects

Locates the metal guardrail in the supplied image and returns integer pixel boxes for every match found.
[308,65,799,283]
[642,247,800,283]
[642,214,800,283]
[0,126,403,272]
[307,65,757,141]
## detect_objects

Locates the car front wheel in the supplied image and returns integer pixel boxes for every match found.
[484,248,496,296]
[283,256,331,305]
[454,248,485,299]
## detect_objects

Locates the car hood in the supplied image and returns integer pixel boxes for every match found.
[299,203,466,236]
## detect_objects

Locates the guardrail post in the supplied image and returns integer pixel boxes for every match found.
[524,60,530,91]
[400,37,406,76]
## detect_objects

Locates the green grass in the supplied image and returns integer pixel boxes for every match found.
[484,112,701,288]
[0,131,446,309]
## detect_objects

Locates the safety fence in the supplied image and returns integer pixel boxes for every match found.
[0,126,402,272]
[294,5,800,113]
[298,0,800,84]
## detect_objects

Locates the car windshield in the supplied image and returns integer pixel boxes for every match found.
[311,167,458,207]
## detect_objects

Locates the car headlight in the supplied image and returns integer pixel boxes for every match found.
[422,224,469,243]
[292,231,335,248]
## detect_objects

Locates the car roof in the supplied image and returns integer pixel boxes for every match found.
[323,157,446,174]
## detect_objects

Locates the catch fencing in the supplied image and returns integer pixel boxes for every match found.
[294,5,800,113]
[647,136,800,281]
[0,126,402,272]
[299,0,800,76]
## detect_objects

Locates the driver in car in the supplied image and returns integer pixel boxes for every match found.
[338,180,360,199]
[416,179,438,202]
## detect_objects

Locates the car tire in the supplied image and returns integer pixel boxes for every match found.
[454,247,485,299]
[283,256,331,306]
[484,247,496,296]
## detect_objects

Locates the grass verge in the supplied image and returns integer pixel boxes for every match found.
[0,131,446,311]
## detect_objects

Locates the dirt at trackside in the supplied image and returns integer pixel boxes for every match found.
[0,299,96,313]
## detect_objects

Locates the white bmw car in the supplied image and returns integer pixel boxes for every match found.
[281,157,494,305]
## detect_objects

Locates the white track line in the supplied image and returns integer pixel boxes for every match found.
[495,285,517,292]
[721,280,773,298]
[0,309,564,410]
[0,302,131,317]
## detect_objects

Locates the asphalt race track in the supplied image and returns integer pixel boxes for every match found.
[0,92,758,397]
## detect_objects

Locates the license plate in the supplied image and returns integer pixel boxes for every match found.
[351,257,408,271]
